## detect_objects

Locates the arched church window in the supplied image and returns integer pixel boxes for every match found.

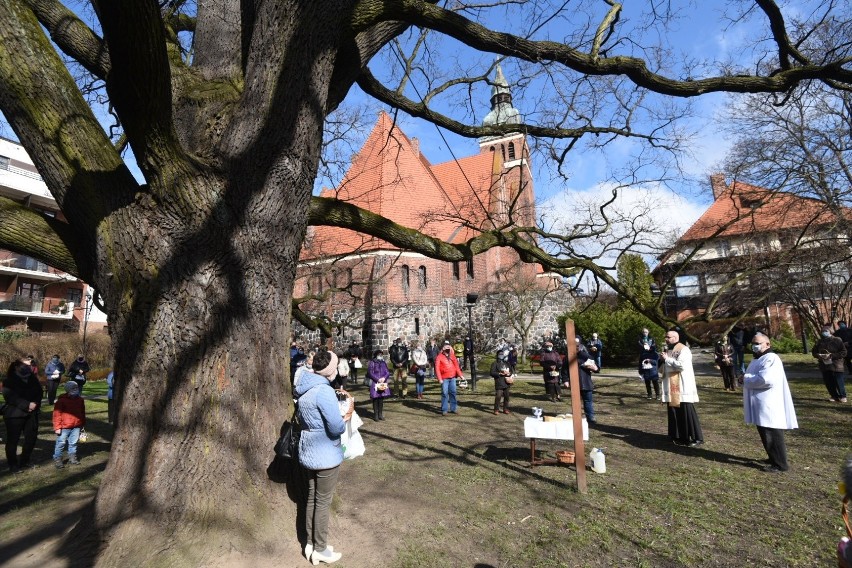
[418,266,427,289]
[508,142,515,160]
[401,265,410,293]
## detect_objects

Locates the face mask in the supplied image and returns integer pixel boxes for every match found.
[822,331,831,337]
[752,344,763,354]
[377,355,384,361]
[841,324,847,329]
[643,344,650,350]
[545,346,553,352]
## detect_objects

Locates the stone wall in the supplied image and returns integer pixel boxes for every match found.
[292,288,575,354]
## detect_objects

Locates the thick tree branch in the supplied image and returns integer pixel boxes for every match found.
[26,0,110,79]
[0,198,82,277]
[327,20,410,112]
[357,0,851,95]
[95,0,185,179]
[0,1,137,232]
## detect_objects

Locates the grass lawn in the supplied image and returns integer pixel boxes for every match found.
[1,358,850,567]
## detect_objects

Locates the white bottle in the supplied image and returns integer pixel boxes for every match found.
[590,447,606,473]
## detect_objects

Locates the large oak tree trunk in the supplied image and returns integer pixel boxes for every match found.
[81,158,316,567]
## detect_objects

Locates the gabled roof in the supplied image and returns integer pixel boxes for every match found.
[678,178,847,243]
[302,112,499,260]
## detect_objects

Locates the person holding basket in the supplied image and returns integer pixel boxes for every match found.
[367,350,391,421]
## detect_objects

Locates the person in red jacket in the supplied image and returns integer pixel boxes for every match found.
[434,340,464,416]
[52,381,86,468]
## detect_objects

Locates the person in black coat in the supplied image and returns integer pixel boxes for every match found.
[490,349,513,414]
[728,325,746,376]
[560,337,599,423]
[67,355,91,394]
[2,360,44,472]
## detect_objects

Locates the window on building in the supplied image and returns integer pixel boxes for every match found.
[418,265,427,289]
[0,155,9,170]
[66,288,83,306]
[674,275,700,297]
[715,240,731,258]
[415,317,421,335]
[452,261,460,280]
[401,265,410,293]
[705,274,727,294]
[508,142,516,160]
[825,263,850,286]
[466,258,475,279]
[17,282,37,298]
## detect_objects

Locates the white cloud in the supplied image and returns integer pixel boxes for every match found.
[539,180,708,269]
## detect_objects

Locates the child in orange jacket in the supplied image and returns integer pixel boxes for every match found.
[52,381,86,468]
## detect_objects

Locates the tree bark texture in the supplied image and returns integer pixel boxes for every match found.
[0,0,344,557]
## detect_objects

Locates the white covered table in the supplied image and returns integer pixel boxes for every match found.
[523,417,589,466]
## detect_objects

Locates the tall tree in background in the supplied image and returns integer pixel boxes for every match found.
[616,253,654,310]
[488,263,564,361]
[0,1,850,564]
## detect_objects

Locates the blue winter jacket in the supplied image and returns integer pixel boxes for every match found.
[294,371,347,471]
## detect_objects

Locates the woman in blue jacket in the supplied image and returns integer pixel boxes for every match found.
[294,349,348,565]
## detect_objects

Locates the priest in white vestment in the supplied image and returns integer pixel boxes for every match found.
[742,332,798,473]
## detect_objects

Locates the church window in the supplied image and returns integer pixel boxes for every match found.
[501,145,506,160]
[508,142,516,160]
[452,262,460,280]
[415,317,421,335]
[401,265,410,293]
[418,265,427,289]
[466,258,475,279]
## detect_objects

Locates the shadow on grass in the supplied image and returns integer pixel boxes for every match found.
[591,421,765,470]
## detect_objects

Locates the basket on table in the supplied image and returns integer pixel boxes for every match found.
[556,450,575,465]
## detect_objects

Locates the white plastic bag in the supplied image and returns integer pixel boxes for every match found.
[341,411,365,460]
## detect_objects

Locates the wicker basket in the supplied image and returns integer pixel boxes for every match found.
[556,450,575,465]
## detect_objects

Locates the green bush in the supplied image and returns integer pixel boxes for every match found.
[769,323,809,354]
[559,304,666,366]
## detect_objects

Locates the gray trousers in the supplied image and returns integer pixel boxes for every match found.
[306,465,340,551]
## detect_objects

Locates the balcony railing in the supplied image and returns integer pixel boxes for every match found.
[0,254,50,273]
[0,293,74,316]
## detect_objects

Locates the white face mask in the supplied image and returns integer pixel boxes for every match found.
[545,346,553,352]
[377,355,384,361]
[751,344,763,354]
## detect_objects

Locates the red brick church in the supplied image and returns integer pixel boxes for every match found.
[294,67,573,350]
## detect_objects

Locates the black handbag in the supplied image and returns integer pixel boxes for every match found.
[274,413,301,460]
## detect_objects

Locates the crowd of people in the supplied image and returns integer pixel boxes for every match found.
[2,354,92,473]
[1,327,839,564]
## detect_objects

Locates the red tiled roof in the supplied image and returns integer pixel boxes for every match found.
[303,112,498,259]
[678,179,846,243]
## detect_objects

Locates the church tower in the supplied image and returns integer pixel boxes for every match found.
[479,64,526,164]
[478,65,534,224]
